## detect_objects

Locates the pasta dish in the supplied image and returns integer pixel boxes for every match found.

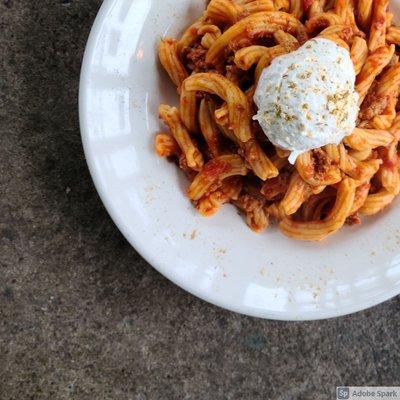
[155,0,400,241]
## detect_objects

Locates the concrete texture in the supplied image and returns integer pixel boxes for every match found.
[1,1,400,399]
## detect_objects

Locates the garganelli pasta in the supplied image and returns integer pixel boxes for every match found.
[155,0,400,241]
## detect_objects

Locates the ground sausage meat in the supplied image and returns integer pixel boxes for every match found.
[359,83,389,120]
[184,43,208,72]
[346,212,361,225]
[313,148,330,177]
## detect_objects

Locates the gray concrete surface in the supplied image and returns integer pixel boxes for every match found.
[1,1,400,399]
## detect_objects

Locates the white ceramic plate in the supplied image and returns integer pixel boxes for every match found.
[80,0,400,320]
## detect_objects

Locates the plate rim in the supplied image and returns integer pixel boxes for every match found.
[79,0,400,321]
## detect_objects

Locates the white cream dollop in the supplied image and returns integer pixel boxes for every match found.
[253,38,359,164]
